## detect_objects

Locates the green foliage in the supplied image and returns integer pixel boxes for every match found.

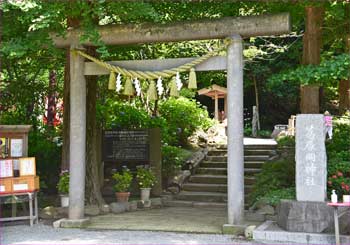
[28,130,61,193]
[257,130,272,138]
[254,188,295,207]
[57,171,69,194]
[277,136,295,147]
[326,118,350,197]
[249,157,295,206]
[136,167,157,189]
[268,54,350,90]
[159,97,213,146]
[112,168,133,192]
[162,145,191,179]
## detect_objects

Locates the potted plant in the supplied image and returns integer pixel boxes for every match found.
[112,168,133,202]
[57,170,69,207]
[341,182,350,203]
[136,166,157,202]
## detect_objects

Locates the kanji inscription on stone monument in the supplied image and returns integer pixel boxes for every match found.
[296,114,327,202]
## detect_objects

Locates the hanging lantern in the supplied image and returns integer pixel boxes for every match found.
[123,77,135,96]
[108,71,116,90]
[147,80,158,101]
[188,68,197,89]
[169,77,179,97]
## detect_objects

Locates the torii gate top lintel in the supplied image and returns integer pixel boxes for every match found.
[52,13,290,47]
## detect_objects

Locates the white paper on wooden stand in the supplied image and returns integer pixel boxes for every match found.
[11,139,23,157]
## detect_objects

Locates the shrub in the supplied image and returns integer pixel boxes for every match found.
[326,118,350,197]
[112,168,133,192]
[159,97,213,146]
[57,171,69,194]
[161,145,191,181]
[136,166,157,189]
[254,187,295,207]
[29,129,61,194]
[249,156,295,206]
[277,136,295,147]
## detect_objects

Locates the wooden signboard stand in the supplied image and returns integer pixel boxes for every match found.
[0,125,39,226]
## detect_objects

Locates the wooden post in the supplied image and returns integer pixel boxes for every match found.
[149,128,162,196]
[214,92,219,120]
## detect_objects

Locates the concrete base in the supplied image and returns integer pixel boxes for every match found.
[53,218,90,228]
[253,221,350,244]
[277,199,333,233]
[222,224,247,235]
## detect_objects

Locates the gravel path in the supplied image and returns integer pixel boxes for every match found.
[1,223,255,245]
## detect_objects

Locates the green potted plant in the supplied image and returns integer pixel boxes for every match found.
[112,168,133,202]
[136,166,157,202]
[57,170,69,207]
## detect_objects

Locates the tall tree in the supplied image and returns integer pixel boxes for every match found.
[339,2,350,113]
[300,5,324,113]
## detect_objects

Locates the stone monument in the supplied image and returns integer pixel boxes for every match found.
[277,114,333,233]
[296,114,327,201]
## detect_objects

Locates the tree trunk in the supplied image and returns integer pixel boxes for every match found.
[339,3,350,114]
[85,46,105,206]
[300,6,324,113]
[253,75,260,130]
[47,70,57,128]
[61,15,81,171]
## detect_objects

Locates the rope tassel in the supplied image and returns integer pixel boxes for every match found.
[123,77,135,96]
[188,68,197,89]
[108,72,116,90]
[147,80,158,101]
[169,77,179,97]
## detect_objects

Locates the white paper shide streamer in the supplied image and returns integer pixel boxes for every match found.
[116,73,122,92]
[156,77,164,96]
[133,78,142,96]
[175,72,182,91]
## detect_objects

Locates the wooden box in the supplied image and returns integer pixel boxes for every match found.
[0,178,13,194]
[12,176,39,192]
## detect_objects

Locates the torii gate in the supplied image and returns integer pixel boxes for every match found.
[52,13,291,228]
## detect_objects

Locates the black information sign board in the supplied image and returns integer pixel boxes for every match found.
[103,129,149,162]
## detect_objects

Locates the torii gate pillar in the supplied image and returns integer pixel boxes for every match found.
[68,44,87,221]
[226,34,244,227]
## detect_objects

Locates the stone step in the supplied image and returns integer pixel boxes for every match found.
[189,175,258,185]
[201,161,265,169]
[216,144,277,150]
[196,167,261,175]
[175,191,227,202]
[205,155,270,162]
[182,183,254,194]
[189,175,227,184]
[164,200,228,208]
[183,183,227,193]
[197,167,227,175]
[207,149,275,156]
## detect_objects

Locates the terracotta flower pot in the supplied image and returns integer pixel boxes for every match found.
[115,192,130,202]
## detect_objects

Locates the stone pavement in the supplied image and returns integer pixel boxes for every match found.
[1,223,258,245]
[87,206,261,234]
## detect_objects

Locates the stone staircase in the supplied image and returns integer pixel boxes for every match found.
[167,143,277,208]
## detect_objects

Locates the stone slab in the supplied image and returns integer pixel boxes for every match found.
[296,114,327,202]
[277,199,333,233]
[222,224,247,235]
[56,218,91,228]
[253,220,350,244]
